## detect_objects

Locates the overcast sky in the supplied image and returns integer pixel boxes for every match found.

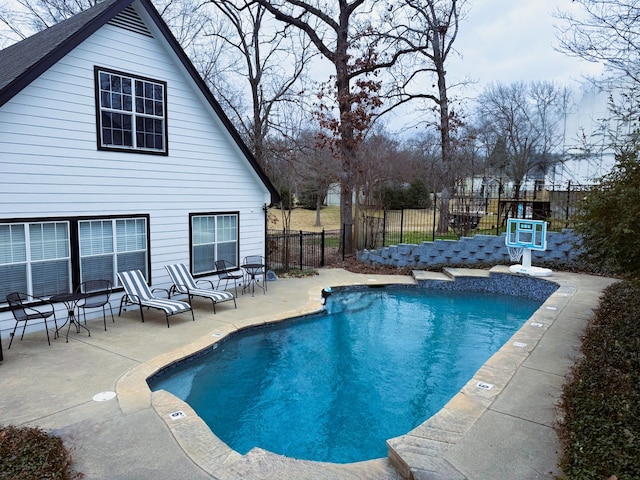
[449,0,604,93]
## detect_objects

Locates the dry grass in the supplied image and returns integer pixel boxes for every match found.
[268,206,341,232]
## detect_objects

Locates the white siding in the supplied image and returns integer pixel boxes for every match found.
[0,9,271,336]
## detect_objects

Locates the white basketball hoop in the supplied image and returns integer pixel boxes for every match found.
[508,246,524,262]
[505,218,553,277]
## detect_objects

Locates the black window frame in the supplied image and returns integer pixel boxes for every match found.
[189,212,240,277]
[0,214,151,310]
[94,66,168,155]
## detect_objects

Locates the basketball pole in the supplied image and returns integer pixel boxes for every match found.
[522,248,532,269]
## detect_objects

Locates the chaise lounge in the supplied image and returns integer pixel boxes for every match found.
[117,270,194,327]
[164,263,236,314]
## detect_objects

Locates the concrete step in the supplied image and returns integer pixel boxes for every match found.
[412,271,453,282]
[442,267,491,279]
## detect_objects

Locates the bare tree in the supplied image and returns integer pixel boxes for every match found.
[205,0,315,164]
[249,0,369,253]
[477,81,571,201]
[249,0,436,253]
[293,130,341,226]
[554,0,640,86]
[380,0,468,232]
[554,0,640,169]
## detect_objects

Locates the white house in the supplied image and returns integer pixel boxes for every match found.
[0,0,279,341]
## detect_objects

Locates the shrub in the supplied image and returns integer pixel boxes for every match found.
[0,425,81,480]
[573,142,640,277]
[557,280,640,479]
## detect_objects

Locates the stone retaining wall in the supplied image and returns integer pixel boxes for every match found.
[357,229,581,268]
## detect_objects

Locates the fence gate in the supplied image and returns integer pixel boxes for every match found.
[266,230,341,274]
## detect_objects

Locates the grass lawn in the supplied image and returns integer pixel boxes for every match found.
[268,206,341,232]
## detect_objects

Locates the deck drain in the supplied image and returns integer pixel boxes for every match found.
[545,306,558,310]
[169,411,187,420]
[93,391,117,402]
[477,382,494,390]
[531,322,544,328]
[513,341,528,348]
[212,332,222,337]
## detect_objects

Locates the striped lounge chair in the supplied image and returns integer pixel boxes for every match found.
[117,270,194,327]
[164,263,236,314]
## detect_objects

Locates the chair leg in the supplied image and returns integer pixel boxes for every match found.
[43,319,51,346]
[8,322,19,349]
[102,306,107,331]
[53,314,59,339]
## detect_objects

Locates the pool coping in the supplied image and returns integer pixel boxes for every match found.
[114,266,584,479]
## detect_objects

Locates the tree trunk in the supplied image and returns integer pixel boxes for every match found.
[315,193,322,227]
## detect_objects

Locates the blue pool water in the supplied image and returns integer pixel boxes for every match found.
[149,286,542,463]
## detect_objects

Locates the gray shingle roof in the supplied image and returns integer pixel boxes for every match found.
[0,0,127,105]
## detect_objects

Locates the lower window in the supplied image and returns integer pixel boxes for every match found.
[191,213,238,275]
[0,222,71,299]
[79,217,148,285]
[0,215,149,305]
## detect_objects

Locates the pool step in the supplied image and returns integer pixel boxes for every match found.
[442,267,491,279]
[387,433,467,480]
[412,268,492,283]
[411,271,453,282]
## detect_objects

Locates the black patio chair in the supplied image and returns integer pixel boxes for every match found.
[77,279,114,331]
[215,259,243,297]
[6,292,58,348]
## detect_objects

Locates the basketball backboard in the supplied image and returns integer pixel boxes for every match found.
[505,218,547,251]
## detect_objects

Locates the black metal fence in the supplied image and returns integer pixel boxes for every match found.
[266,229,341,274]
[267,185,591,272]
[357,185,590,250]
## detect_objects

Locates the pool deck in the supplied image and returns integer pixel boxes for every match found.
[0,267,617,479]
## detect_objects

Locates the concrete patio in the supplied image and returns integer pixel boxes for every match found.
[0,267,616,479]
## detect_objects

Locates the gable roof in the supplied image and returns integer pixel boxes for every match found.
[0,0,280,204]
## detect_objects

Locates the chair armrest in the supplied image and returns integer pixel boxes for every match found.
[28,296,55,315]
[125,293,142,304]
[151,287,170,298]
[195,279,215,289]
[168,284,190,297]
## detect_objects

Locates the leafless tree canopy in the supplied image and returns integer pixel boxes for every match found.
[476,81,571,196]
[554,0,640,85]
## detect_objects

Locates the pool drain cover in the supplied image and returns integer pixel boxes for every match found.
[93,391,117,402]
[169,411,187,420]
[477,382,494,390]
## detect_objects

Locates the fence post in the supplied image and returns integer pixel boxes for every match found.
[565,180,571,227]
[496,184,502,236]
[383,210,387,247]
[321,229,325,267]
[299,230,303,269]
[432,193,437,241]
[400,208,404,244]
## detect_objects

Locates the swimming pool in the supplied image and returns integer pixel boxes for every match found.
[149,285,543,463]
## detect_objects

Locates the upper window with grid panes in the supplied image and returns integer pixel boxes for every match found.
[95,67,168,154]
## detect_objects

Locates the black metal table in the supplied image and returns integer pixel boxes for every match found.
[51,292,90,342]
[241,263,266,296]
